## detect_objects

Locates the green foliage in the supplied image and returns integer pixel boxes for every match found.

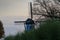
[4,20,60,40]
[39,20,60,40]
[4,35,14,40]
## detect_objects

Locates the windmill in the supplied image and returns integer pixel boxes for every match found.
[14,2,43,31]
[14,2,36,31]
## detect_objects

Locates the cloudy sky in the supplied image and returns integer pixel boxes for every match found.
[0,0,32,17]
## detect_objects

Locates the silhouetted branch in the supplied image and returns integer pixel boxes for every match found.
[33,0,60,20]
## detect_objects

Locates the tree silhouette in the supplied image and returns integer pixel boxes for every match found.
[0,21,4,39]
[33,0,60,20]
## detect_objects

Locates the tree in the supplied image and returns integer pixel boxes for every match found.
[0,21,4,39]
[33,0,60,20]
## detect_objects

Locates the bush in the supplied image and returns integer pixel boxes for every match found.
[4,35,14,40]
[39,20,60,40]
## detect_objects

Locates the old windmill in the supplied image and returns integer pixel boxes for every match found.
[14,2,40,31]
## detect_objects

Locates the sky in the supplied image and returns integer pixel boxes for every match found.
[0,0,33,24]
[0,0,32,17]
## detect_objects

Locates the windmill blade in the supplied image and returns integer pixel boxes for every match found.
[14,21,26,23]
[30,2,33,19]
[14,20,46,23]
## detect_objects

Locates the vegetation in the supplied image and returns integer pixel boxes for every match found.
[0,21,4,39]
[33,0,60,21]
[4,20,60,40]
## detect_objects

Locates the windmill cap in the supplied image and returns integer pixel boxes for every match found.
[26,18,34,24]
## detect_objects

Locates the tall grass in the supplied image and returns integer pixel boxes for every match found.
[4,20,60,40]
